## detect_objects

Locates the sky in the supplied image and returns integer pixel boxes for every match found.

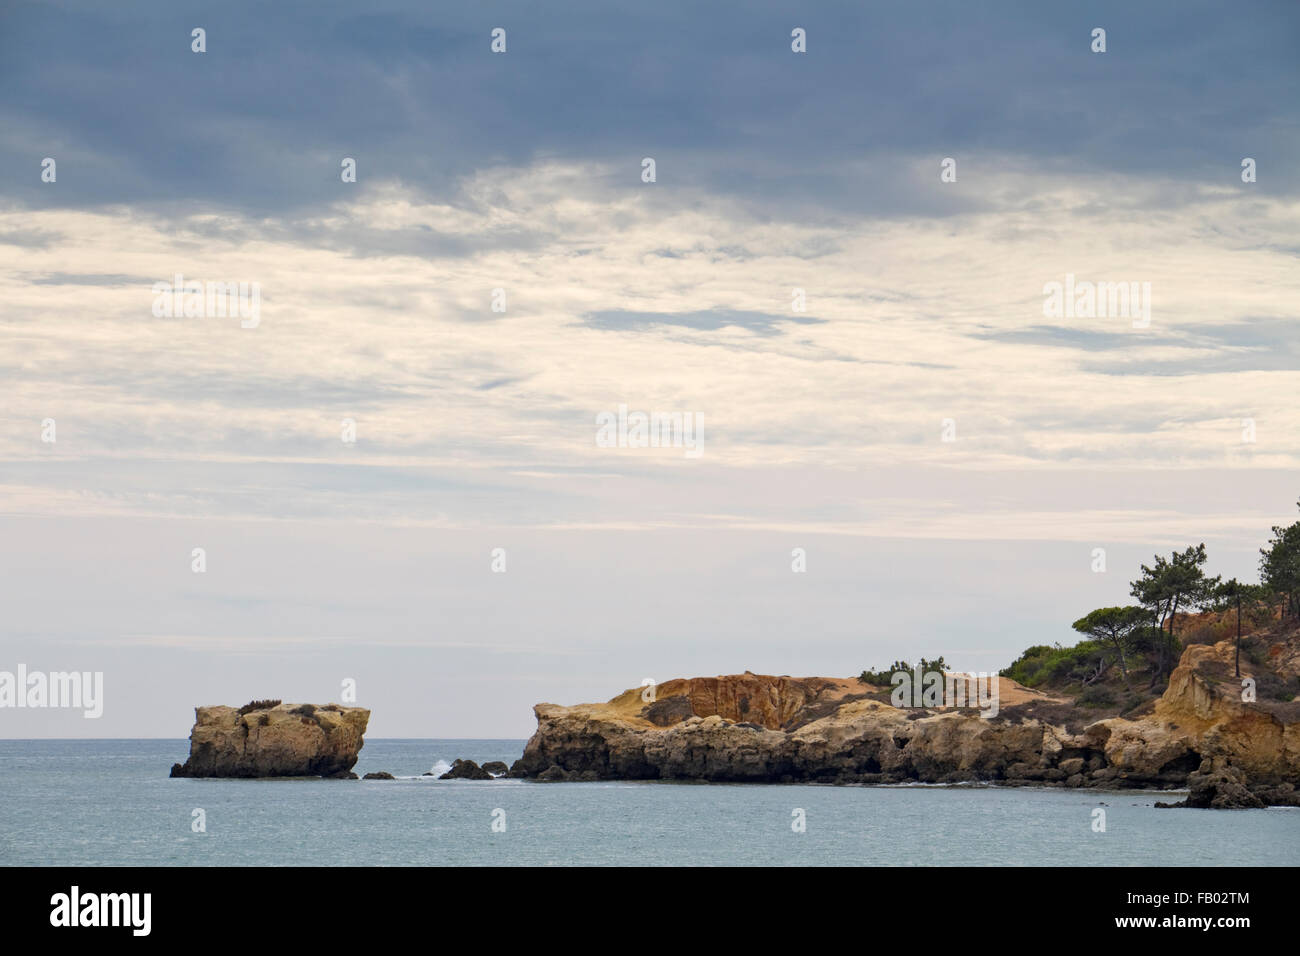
[1,1,1298,738]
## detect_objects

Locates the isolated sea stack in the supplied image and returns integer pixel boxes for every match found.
[170,700,370,778]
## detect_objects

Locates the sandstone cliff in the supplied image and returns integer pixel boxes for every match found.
[1096,635,1300,806]
[170,702,369,778]
[510,636,1300,806]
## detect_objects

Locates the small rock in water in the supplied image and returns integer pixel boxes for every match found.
[362,771,395,780]
[481,761,509,776]
[440,759,492,780]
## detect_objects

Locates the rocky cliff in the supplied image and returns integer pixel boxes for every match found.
[510,636,1300,806]
[1100,635,1300,807]
[170,702,369,778]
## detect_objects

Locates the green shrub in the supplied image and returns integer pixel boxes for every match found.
[859,656,948,686]
[1001,642,1111,688]
[1077,685,1115,708]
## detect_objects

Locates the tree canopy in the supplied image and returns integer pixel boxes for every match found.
[1070,606,1146,690]
[1260,500,1300,619]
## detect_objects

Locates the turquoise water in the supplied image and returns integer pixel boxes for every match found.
[1,739,1295,866]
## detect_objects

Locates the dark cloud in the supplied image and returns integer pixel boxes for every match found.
[581,308,823,337]
[1,0,1296,219]
[0,228,65,248]
[29,272,151,286]
[975,317,1300,375]
[476,376,528,391]
[973,325,1145,351]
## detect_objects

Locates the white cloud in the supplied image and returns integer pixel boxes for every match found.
[2,159,1297,535]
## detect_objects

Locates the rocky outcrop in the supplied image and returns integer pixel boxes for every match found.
[510,689,1084,785]
[362,771,395,780]
[1090,638,1300,789]
[440,758,492,780]
[170,702,369,778]
[510,635,1300,806]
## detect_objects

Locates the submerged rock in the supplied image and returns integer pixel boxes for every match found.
[170,702,369,778]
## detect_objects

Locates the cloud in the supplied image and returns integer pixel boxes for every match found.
[979,317,1300,375]
[2,158,1299,529]
[27,272,149,286]
[581,308,823,337]
[2,1,1297,217]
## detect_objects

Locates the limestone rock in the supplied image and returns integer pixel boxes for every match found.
[511,634,1300,805]
[170,702,369,778]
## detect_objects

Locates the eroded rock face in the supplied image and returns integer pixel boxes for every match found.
[1092,637,1300,789]
[510,693,1088,785]
[644,675,852,729]
[170,702,369,778]
[509,638,1300,805]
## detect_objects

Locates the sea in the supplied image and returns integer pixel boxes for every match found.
[1,739,1295,866]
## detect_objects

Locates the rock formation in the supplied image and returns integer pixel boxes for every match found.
[170,702,369,778]
[510,633,1300,806]
[440,758,493,780]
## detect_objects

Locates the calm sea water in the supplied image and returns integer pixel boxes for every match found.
[1,739,1295,866]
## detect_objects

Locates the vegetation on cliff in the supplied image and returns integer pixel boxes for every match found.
[859,656,947,687]
[998,499,1300,717]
